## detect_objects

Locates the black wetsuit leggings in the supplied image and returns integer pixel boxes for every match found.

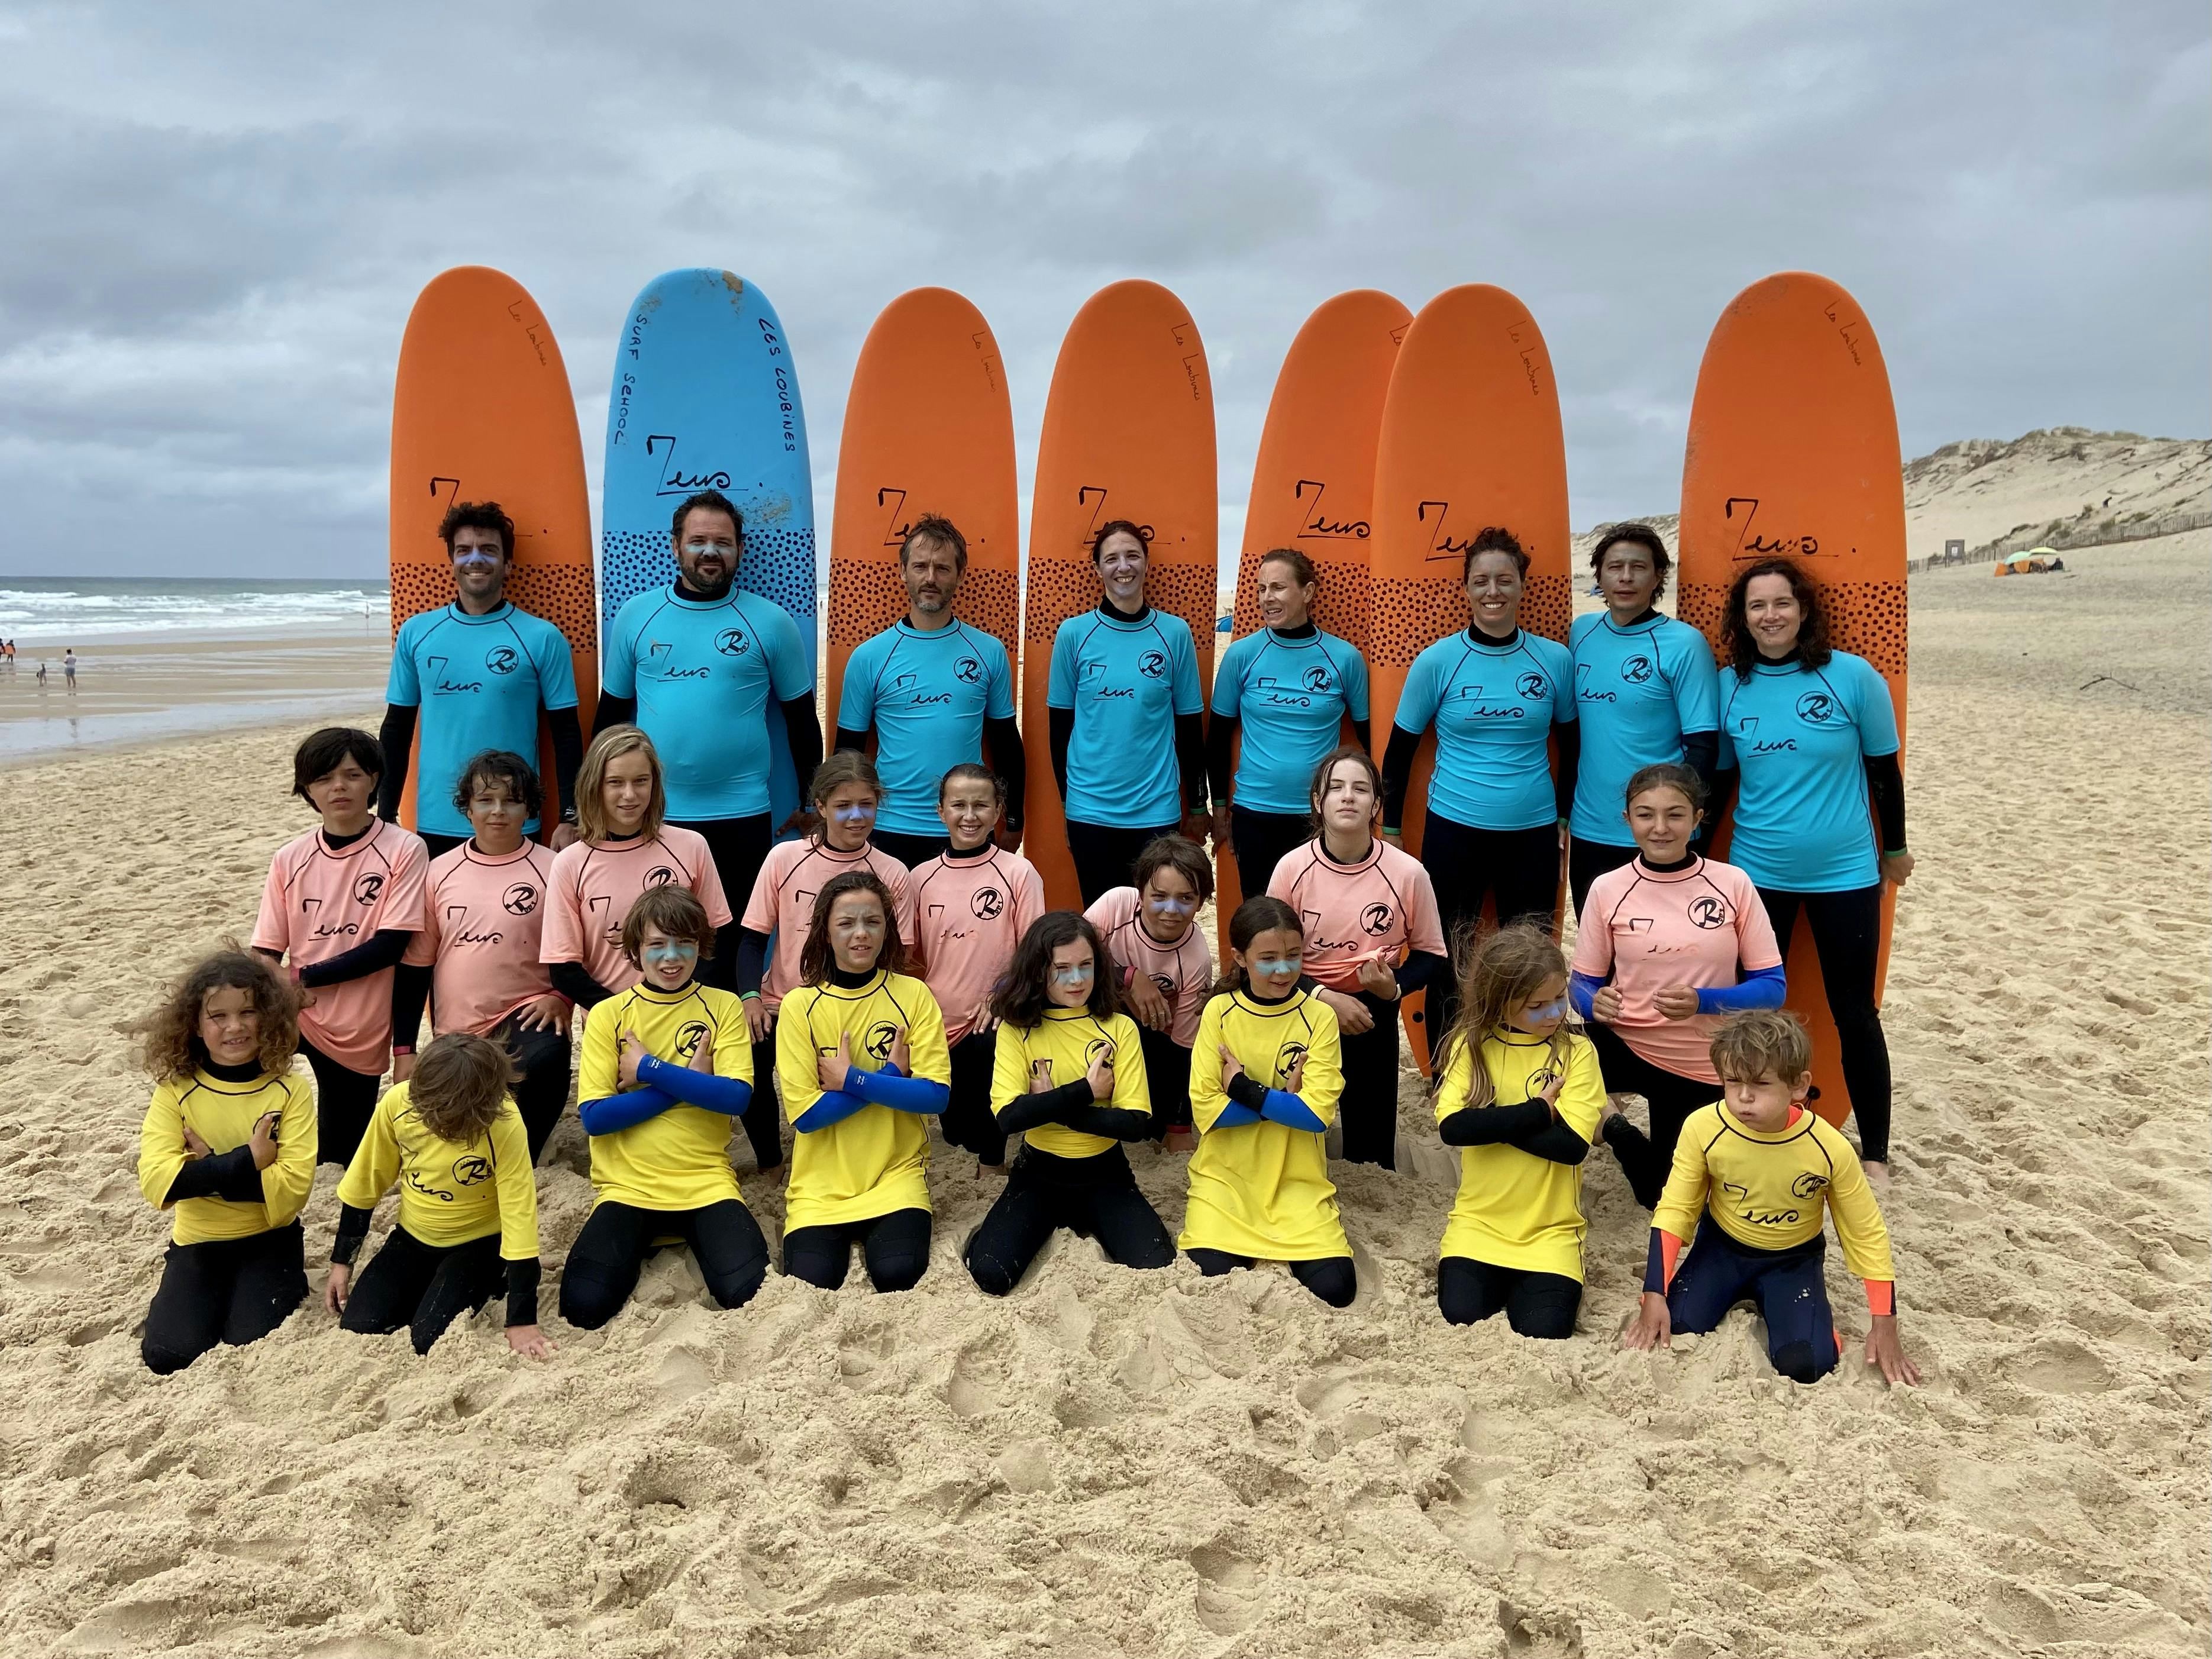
[1437,1256,1580,1338]
[1337,996,1403,1169]
[744,1032,789,1171]
[341,1227,505,1354]
[1420,810,1561,1034]
[141,1222,308,1374]
[1229,806,1310,902]
[671,814,774,987]
[301,1038,380,1170]
[499,1018,573,1164]
[870,828,947,870]
[939,1030,1005,1164]
[1067,819,1177,909]
[964,1146,1176,1295]
[1756,882,1893,1162]
[419,831,467,863]
[1135,1026,1193,1135]
[782,1206,932,1293]
[1187,1248,1357,1308]
[1567,837,1640,919]
[558,1199,770,1328]
[1586,1021,1723,1209]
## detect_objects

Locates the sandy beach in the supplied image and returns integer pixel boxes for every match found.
[0,533,2204,1658]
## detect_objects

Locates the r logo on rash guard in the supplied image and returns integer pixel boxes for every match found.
[1151,973,1177,1000]
[352,872,386,906]
[1528,1064,1561,1093]
[1274,1041,1309,1084]
[1620,654,1654,684]
[1360,902,1394,935]
[674,1021,711,1060]
[1790,1171,1830,1199]
[1302,664,1333,693]
[1516,671,1550,699]
[644,866,676,887]
[1084,1038,1111,1067]
[970,886,1005,920]
[1794,690,1838,724]
[955,656,981,685]
[1687,896,1729,930]
[863,1021,900,1063]
[485,645,519,676]
[714,628,750,657]
[502,883,538,916]
[453,1154,493,1186]
[1138,650,1168,679]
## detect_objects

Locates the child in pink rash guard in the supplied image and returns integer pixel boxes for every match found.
[1084,835,1215,1145]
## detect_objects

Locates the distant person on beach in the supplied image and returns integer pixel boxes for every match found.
[596,487,822,916]
[380,501,583,862]
[395,750,573,1163]
[1572,763,1786,1207]
[34,660,46,686]
[1623,1009,1918,1386]
[135,950,316,1374]
[563,885,769,1329]
[63,648,77,689]
[1209,548,1371,902]
[1711,557,1909,1186]
[1047,518,1209,905]
[253,728,429,1169]
[325,1031,551,1358]
[541,725,735,1017]
[834,515,1025,867]
[1567,525,1720,914]
[2,638,13,672]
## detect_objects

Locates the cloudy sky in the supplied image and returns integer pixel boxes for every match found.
[2,1,2204,578]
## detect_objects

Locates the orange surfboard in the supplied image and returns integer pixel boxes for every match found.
[1022,280,1218,913]
[1678,272,1906,1132]
[825,289,1019,751]
[389,266,596,828]
[1216,290,1410,951]
[1368,285,1571,1071]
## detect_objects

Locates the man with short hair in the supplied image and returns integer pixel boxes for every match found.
[379,501,585,861]
[833,515,1025,867]
[595,488,822,919]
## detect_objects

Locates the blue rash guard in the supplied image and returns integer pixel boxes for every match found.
[1567,611,1720,846]
[601,585,812,821]
[1212,625,1371,815]
[1047,605,1206,827]
[838,620,1015,837]
[387,603,579,839]
[1716,650,1898,892]
[1391,628,1576,832]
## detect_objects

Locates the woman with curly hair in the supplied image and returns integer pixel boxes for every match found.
[135,949,317,1374]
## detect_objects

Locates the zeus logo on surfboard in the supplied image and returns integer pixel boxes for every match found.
[1293,478,1369,540]
[647,434,734,498]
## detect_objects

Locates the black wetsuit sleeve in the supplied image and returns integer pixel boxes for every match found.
[834,725,869,755]
[1681,731,1719,812]
[298,929,413,988]
[1048,706,1074,801]
[548,706,584,819]
[1707,761,1740,830]
[1226,1073,1271,1112]
[506,1258,542,1326]
[550,961,616,1009]
[594,689,637,731]
[1864,753,1906,853]
[735,928,771,997]
[1437,1098,1552,1146]
[1380,724,1422,831]
[1175,713,1207,816]
[376,705,417,822]
[993,1079,1096,1133]
[164,1147,266,1205]
[1503,1117,1591,1165]
[984,715,1026,829]
[1396,949,1450,997]
[705,927,738,993]
[1058,1103,1154,1141]
[1552,720,1581,822]
[1207,712,1238,806]
[391,963,432,1049]
[782,693,824,808]
[331,1203,374,1266]
[1351,715,1371,753]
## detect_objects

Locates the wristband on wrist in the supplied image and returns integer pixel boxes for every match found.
[740,990,761,1002]
[391,1044,415,1056]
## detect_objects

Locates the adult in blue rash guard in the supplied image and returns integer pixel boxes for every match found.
[1380,525,1579,1034]
[1047,519,1210,906]
[1712,556,1911,1182]
[834,514,1025,869]
[595,488,824,919]
[379,501,583,861]
[1207,548,1371,899]
[1567,524,1720,915]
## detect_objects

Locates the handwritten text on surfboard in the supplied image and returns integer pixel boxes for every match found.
[610,312,799,460]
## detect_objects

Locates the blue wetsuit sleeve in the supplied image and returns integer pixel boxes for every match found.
[578,1086,681,1136]
[794,1090,867,1132]
[1260,1090,1326,1132]
[1209,1102,1263,1127]
[844,1066,950,1116]
[1570,970,1607,1019]
[1694,963,1785,1014]
[637,1054,753,1116]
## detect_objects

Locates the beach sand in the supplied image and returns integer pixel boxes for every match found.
[0,534,2204,1658]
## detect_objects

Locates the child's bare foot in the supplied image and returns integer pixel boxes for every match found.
[1164,1128,1196,1154]
[1862,1159,1891,1195]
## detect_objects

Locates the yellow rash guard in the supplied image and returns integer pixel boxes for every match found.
[138,1068,317,1245]
[337,1083,540,1259]
[991,1008,1151,1158]
[1433,1029,1605,1280]
[577,980,753,1211]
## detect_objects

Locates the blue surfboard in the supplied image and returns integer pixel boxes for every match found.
[602,268,818,829]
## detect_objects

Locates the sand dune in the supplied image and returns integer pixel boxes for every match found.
[0,534,2205,1657]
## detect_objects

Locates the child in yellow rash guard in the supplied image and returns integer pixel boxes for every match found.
[559,886,768,1330]
[962,911,1174,1296]
[1624,1009,1920,1386]
[325,1032,549,1358]
[135,950,316,1375]
[1179,898,1354,1307]
[1430,925,1602,1339]
[776,869,952,1293]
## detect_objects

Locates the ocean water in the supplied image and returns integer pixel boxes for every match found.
[0,577,392,643]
